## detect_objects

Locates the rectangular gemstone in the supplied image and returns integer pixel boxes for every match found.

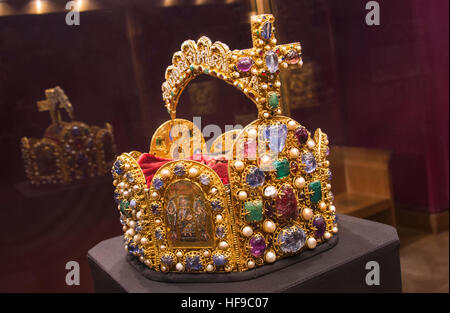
[309,181,322,204]
[244,200,263,222]
[274,159,290,179]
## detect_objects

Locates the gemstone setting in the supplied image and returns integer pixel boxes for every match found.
[244,200,263,223]
[237,57,254,72]
[246,167,265,188]
[276,225,306,254]
[301,152,317,174]
[263,124,288,153]
[275,185,299,220]
[309,181,322,204]
[313,216,326,238]
[265,50,279,73]
[249,235,266,258]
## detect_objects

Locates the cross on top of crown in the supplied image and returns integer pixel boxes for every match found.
[227,14,303,118]
[37,86,74,126]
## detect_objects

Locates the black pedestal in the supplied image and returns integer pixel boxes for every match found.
[87,214,402,293]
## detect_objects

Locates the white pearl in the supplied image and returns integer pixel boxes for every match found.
[176,263,184,272]
[176,251,183,258]
[302,208,313,220]
[161,169,171,178]
[307,140,316,149]
[332,226,338,233]
[289,148,300,158]
[124,245,128,252]
[225,266,232,272]
[124,164,130,170]
[324,160,330,167]
[276,109,282,114]
[326,183,331,190]
[263,112,270,118]
[133,234,141,243]
[264,185,277,198]
[261,83,268,89]
[161,265,167,272]
[219,241,229,250]
[139,256,144,262]
[210,187,218,195]
[275,81,281,87]
[271,38,277,45]
[123,191,129,197]
[151,192,159,199]
[129,220,136,228]
[247,128,257,138]
[188,167,199,177]
[294,177,306,188]
[133,185,140,191]
[126,228,135,236]
[160,244,166,250]
[203,250,210,257]
[329,205,336,213]
[265,250,276,263]
[155,218,161,225]
[234,161,244,171]
[119,182,126,189]
[288,120,297,130]
[324,232,332,240]
[251,68,258,75]
[307,237,317,249]
[206,264,214,272]
[122,225,127,232]
[281,62,288,69]
[216,214,223,223]
[247,260,255,269]
[141,237,148,245]
[233,72,240,78]
[242,226,253,237]
[319,202,327,211]
[238,191,248,200]
[263,220,276,233]
[144,259,151,266]
[136,211,142,219]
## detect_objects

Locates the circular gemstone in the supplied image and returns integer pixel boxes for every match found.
[313,216,327,238]
[285,49,300,64]
[277,225,306,254]
[151,203,159,215]
[265,50,279,73]
[246,167,265,188]
[199,174,210,186]
[153,178,164,190]
[237,57,254,72]
[174,165,186,176]
[249,235,266,258]
[294,127,308,145]
[129,199,137,209]
[155,229,163,240]
[275,185,299,220]
[261,21,272,40]
[212,254,228,266]
[301,152,317,174]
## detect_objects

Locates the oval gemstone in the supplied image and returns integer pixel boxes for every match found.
[277,225,306,253]
[275,185,299,220]
[249,235,266,258]
[237,57,253,72]
[212,254,228,266]
[265,50,279,73]
[313,216,327,238]
[301,152,317,174]
[216,226,226,238]
[246,167,265,188]
[153,177,164,190]
[261,21,272,40]
[285,49,300,64]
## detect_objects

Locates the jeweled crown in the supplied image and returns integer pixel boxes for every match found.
[21,86,117,185]
[112,14,338,273]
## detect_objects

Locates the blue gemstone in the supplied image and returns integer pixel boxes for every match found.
[128,244,138,254]
[153,178,164,190]
[211,200,222,211]
[126,172,134,183]
[114,160,122,169]
[216,226,225,238]
[115,168,123,175]
[155,229,163,240]
[301,152,317,174]
[246,167,265,188]
[151,204,159,215]
[114,192,120,203]
[261,21,272,40]
[135,222,142,233]
[277,225,306,254]
[328,169,332,181]
[199,175,210,186]
[264,124,288,153]
[129,199,137,209]
[161,254,174,265]
[185,255,203,271]
[212,254,228,266]
[174,165,186,176]
[71,126,81,136]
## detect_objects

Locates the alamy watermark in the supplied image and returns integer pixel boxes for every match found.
[366,1,380,26]
[65,261,80,285]
[65,1,81,26]
[365,261,380,286]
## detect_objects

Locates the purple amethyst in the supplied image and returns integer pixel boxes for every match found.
[237,57,254,72]
[313,216,327,238]
[249,235,266,258]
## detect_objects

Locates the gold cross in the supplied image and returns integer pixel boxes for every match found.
[227,14,303,118]
[37,86,74,126]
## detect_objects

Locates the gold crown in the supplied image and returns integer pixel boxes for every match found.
[21,86,117,185]
[112,14,338,273]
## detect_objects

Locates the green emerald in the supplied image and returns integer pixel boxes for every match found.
[120,200,131,217]
[274,159,290,179]
[204,68,209,74]
[244,200,263,223]
[156,137,163,146]
[190,65,195,71]
[309,181,322,204]
[268,93,279,108]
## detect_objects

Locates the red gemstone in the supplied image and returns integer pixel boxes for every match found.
[285,49,300,64]
[290,161,298,174]
[294,127,308,145]
[244,141,257,159]
[275,186,299,220]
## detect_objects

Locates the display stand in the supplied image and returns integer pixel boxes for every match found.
[87,214,402,292]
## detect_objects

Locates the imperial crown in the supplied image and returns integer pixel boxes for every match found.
[112,14,338,273]
[21,86,117,185]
